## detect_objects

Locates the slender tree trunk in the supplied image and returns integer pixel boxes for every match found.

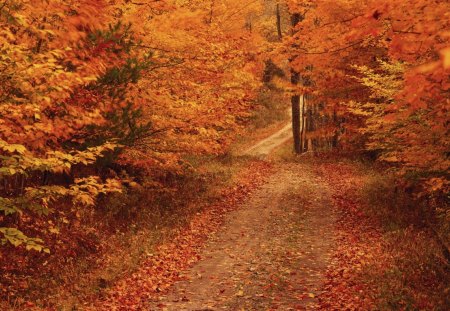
[311,102,316,150]
[291,92,301,153]
[307,98,314,152]
[208,0,215,24]
[20,174,25,196]
[276,4,282,41]
[332,109,339,148]
[290,13,302,154]
[300,94,307,152]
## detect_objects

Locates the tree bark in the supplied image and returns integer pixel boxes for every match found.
[291,93,301,153]
[300,94,307,152]
[208,0,215,24]
[290,13,302,154]
[276,4,282,41]
[332,109,339,148]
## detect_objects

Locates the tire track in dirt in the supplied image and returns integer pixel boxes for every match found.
[147,162,336,310]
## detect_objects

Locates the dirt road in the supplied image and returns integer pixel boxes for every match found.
[243,122,292,157]
[147,128,336,310]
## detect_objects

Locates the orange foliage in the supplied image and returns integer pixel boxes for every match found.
[0,0,264,251]
[282,0,449,194]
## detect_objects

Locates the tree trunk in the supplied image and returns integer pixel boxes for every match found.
[290,13,302,154]
[291,93,301,153]
[300,94,307,152]
[208,0,215,24]
[332,109,339,148]
[276,4,282,41]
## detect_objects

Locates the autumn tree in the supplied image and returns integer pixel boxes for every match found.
[279,0,449,252]
[280,0,448,183]
[102,0,264,173]
[0,0,127,251]
[0,0,265,252]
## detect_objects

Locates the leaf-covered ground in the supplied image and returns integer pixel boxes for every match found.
[315,160,384,310]
[15,141,445,310]
[62,118,397,311]
[14,117,440,310]
[146,162,336,310]
[85,160,274,310]
[79,153,392,310]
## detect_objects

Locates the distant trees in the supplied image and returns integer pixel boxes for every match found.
[280,0,449,197]
[1,0,447,257]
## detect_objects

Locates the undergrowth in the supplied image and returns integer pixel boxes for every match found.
[1,155,251,310]
[273,146,449,309]
[231,85,289,154]
[0,87,284,310]
[362,171,450,310]
[249,86,288,129]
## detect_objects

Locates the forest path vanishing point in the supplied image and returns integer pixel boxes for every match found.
[147,126,337,310]
[244,110,293,157]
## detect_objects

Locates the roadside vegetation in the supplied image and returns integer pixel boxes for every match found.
[1,0,448,310]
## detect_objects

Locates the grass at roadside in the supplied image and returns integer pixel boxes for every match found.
[360,171,449,310]
[0,86,286,310]
[1,155,257,310]
[271,145,450,310]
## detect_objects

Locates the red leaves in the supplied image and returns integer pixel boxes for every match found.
[88,161,272,310]
[315,162,383,310]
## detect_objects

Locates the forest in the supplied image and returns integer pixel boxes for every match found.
[0,0,449,310]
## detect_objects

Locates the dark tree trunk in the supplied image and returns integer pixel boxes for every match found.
[332,109,339,148]
[276,4,282,41]
[291,93,301,153]
[290,13,302,154]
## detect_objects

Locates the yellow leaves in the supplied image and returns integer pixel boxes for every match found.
[116,2,262,163]
[0,0,262,254]
[0,140,27,155]
[20,177,121,218]
[48,227,60,235]
[236,288,244,297]
[3,144,26,154]
[439,47,450,69]
[0,167,19,176]
[0,227,49,253]
[70,177,122,206]
[13,13,29,27]
[0,28,16,41]
[0,140,119,179]
[343,101,375,117]
[0,0,128,254]
[351,60,405,101]
[380,155,399,163]
[0,1,114,146]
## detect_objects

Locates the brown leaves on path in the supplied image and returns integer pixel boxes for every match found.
[148,162,336,310]
[87,160,273,310]
[315,161,385,310]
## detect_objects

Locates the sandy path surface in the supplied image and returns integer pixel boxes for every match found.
[147,160,336,310]
[243,122,292,157]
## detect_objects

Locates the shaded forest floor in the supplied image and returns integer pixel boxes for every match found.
[86,138,448,309]
[2,113,448,310]
[144,161,335,310]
